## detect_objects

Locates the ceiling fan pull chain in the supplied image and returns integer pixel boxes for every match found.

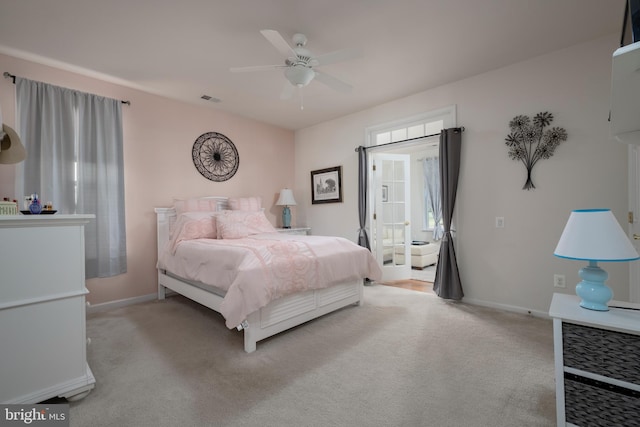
[300,88,304,110]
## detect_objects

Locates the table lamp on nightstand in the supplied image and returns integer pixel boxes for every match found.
[276,188,297,229]
[554,209,640,311]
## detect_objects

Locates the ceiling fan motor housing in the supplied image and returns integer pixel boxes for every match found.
[285,65,315,87]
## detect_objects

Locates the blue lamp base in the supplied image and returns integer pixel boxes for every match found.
[282,206,291,229]
[575,261,612,311]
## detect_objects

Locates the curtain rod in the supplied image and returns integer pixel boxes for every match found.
[355,126,464,152]
[3,72,131,105]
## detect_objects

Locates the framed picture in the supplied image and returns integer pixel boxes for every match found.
[382,185,388,202]
[311,166,343,204]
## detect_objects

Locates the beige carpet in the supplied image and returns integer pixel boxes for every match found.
[69,285,556,426]
[411,265,436,282]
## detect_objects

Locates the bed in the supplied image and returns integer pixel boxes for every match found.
[155,196,382,352]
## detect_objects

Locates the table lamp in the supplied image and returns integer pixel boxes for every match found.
[554,209,639,311]
[276,189,297,229]
[0,106,26,164]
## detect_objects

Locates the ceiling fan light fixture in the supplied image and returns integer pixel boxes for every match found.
[284,65,314,87]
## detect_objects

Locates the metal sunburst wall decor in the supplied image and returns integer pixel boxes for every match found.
[505,112,568,190]
[192,132,239,182]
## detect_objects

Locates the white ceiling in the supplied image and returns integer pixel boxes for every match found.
[0,0,625,130]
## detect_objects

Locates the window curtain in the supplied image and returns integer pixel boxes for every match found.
[433,128,463,300]
[422,157,443,241]
[15,78,127,278]
[356,146,371,250]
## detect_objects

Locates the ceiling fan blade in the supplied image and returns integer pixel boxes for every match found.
[313,70,353,93]
[230,64,286,73]
[312,47,362,67]
[280,81,295,100]
[260,29,297,58]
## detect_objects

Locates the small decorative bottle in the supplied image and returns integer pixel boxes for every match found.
[29,193,42,214]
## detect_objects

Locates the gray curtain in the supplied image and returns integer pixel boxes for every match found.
[356,146,371,250]
[433,128,463,300]
[422,157,443,241]
[16,77,127,278]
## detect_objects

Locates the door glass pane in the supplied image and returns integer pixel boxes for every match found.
[381,158,407,266]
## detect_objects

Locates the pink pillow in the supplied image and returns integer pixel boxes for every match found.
[169,211,218,253]
[216,210,276,239]
[173,198,220,216]
[228,197,262,211]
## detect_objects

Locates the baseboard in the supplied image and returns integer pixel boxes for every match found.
[462,297,549,319]
[85,289,549,320]
[87,293,158,314]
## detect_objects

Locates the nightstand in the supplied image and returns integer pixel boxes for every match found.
[276,227,311,235]
[549,293,640,426]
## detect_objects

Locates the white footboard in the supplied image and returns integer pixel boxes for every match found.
[158,269,363,352]
[240,279,363,352]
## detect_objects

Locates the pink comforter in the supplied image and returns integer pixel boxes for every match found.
[157,233,382,328]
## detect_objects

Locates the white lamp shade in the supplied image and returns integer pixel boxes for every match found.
[0,124,26,164]
[554,209,640,262]
[276,189,297,206]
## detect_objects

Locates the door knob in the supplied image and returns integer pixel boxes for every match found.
[634,234,640,240]
[404,221,410,226]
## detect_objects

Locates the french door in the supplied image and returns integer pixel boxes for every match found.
[372,153,411,282]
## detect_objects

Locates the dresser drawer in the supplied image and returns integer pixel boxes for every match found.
[0,225,86,304]
[563,323,640,385]
[564,373,640,426]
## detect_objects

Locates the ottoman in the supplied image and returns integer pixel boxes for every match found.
[395,243,439,269]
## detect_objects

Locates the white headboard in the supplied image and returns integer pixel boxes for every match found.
[155,196,229,260]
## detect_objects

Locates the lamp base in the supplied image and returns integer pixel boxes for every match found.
[576,262,612,311]
[282,206,291,229]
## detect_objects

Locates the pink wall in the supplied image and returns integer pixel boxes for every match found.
[0,53,295,305]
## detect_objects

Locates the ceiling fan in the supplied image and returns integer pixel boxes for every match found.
[230,30,360,107]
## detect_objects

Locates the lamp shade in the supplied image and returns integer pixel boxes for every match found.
[0,123,26,164]
[554,209,640,262]
[276,189,297,206]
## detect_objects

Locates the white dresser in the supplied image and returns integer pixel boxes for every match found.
[549,293,640,426]
[0,215,96,404]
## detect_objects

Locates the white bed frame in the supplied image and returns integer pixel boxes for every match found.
[155,198,364,353]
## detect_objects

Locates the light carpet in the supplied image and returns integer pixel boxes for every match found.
[411,265,436,282]
[69,285,556,426]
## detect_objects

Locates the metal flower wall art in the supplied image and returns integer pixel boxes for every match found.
[505,112,568,190]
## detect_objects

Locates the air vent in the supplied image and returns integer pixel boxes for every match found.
[200,95,221,103]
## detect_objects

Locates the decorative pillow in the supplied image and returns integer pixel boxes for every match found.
[228,197,262,211]
[169,211,218,253]
[216,210,276,239]
[173,198,221,216]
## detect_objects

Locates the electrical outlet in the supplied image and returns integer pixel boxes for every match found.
[554,274,566,288]
[495,217,504,228]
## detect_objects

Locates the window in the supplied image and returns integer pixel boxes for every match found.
[16,77,127,278]
[366,106,455,242]
[369,105,455,147]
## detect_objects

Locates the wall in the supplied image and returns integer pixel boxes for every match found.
[0,53,295,305]
[294,34,629,315]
